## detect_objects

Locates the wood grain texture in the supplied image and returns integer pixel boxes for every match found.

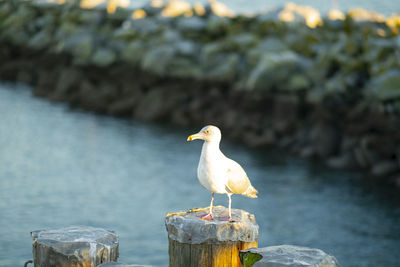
[169,238,258,267]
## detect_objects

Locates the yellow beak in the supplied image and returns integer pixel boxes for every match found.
[187,133,202,141]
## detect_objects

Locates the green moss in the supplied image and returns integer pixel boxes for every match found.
[239,251,263,267]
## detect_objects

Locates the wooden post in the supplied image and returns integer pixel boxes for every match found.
[239,245,340,267]
[31,226,119,267]
[165,206,258,267]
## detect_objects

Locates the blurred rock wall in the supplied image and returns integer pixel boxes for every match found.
[0,0,399,185]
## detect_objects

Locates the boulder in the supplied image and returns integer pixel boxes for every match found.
[92,48,117,67]
[53,68,82,99]
[310,124,340,157]
[121,40,147,65]
[161,0,192,17]
[366,69,400,101]
[240,245,339,267]
[245,51,305,90]
[326,152,360,170]
[177,16,206,32]
[371,160,399,177]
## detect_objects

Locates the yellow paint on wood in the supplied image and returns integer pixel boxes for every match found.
[169,238,258,267]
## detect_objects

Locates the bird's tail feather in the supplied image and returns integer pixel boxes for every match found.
[243,185,258,198]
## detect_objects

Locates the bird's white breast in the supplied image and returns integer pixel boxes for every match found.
[197,142,228,194]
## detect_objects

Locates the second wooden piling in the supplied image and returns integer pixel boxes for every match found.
[31,226,119,267]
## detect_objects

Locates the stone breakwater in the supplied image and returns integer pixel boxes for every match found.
[0,0,399,185]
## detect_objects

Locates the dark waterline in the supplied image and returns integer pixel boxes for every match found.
[0,83,399,267]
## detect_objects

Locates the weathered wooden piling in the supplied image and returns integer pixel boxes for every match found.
[165,206,259,267]
[239,245,340,267]
[31,226,119,267]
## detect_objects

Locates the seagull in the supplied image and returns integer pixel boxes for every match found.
[187,125,258,221]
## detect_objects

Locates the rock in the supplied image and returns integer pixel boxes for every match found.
[206,15,231,34]
[135,86,181,121]
[240,245,339,267]
[107,97,137,116]
[173,40,198,56]
[327,9,345,21]
[300,146,315,158]
[28,30,52,49]
[35,69,59,97]
[170,108,190,126]
[310,124,340,157]
[140,1,163,16]
[348,8,385,23]
[327,152,359,170]
[247,38,289,67]
[16,69,34,84]
[243,130,276,147]
[371,160,399,177]
[270,95,300,135]
[245,51,304,90]
[121,40,147,65]
[161,0,192,17]
[92,48,117,67]
[141,45,175,75]
[161,28,182,42]
[353,135,383,168]
[31,226,119,267]
[366,69,400,101]
[230,33,258,50]
[53,68,82,100]
[204,53,240,82]
[165,206,258,244]
[208,0,234,17]
[176,16,206,32]
[395,176,400,188]
[288,74,310,91]
[168,57,201,79]
[277,3,322,28]
[78,80,113,112]
[69,34,94,63]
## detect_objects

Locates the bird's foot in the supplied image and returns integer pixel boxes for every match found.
[197,213,214,221]
[218,216,233,222]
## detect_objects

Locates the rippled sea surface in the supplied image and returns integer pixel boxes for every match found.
[128,0,398,16]
[0,83,400,267]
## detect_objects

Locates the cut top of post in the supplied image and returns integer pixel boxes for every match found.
[31,225,118,249]
[165,206,259,244]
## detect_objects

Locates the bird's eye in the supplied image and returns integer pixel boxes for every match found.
[205,130,209,134]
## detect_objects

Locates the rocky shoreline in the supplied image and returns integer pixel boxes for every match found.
[0,0,399,186]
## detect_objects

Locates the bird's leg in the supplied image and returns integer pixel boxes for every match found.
[197,193,214,220]
[209,192,214,214]
[219,193,233,221]
[228,193,232,218]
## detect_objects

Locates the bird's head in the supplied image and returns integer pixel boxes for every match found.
[187,125,222,143]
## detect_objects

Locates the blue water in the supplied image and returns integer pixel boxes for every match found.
[130,0,398,16]
[0,82,400,266]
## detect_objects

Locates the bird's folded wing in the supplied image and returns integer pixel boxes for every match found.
[225,158,251,195]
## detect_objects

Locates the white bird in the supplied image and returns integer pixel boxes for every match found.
[187,125,258,221]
